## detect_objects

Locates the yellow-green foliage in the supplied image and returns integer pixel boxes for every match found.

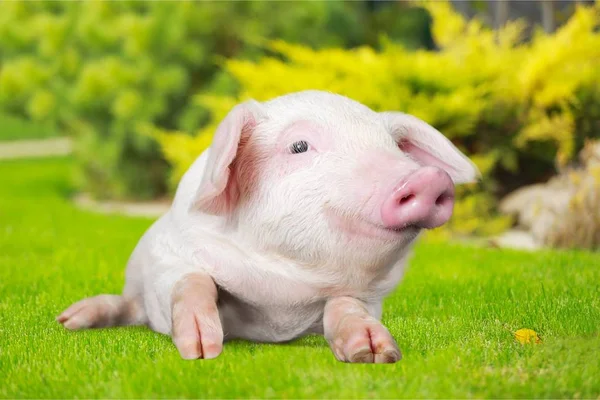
[159,0,600,237]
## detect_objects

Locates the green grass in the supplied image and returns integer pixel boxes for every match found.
[0,113,60,141]
[1,156,599,399]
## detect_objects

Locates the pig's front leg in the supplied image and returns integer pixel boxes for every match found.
[158,270,224,360]
[323,297,401,363]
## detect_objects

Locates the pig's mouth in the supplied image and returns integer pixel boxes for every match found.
[379,224,421,238]
[389,226,416,233]
[325,208,421,242]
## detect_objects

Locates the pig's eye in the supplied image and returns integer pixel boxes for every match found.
[289,140,310,154]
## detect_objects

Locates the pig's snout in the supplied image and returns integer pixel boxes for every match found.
[381,167,455,230]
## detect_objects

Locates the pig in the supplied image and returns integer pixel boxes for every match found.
[57,90,479,363]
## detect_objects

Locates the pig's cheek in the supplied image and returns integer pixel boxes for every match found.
[356,188,387,225]
[272,154,316,178]
[335,180,387,227]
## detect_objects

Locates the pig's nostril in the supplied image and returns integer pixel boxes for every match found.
[435,193,450,206]
[398,194,414,205]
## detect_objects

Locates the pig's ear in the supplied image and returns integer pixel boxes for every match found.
[191,100,265,215]
[381,111,480,184]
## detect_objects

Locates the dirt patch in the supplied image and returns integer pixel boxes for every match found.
[73,193,170,218]
[0,137,72,160]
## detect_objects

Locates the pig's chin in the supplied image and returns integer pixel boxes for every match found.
[325,209,421,243]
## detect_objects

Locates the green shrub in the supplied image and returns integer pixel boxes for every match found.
[159,0,600,237]
[0,1,208,199]
[0,0,434,200]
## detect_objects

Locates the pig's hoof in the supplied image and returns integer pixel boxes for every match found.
[330,319,402,364]
[172,310,224,360]
[171,297,224,360]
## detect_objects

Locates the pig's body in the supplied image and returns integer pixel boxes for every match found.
[59,91,478,363]
[124,149,411,342]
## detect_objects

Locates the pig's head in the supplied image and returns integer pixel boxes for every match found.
[191,91,479,270]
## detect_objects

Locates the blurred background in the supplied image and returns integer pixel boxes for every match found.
[0,0,599,250]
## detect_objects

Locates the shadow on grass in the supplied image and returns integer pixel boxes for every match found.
[225,334,329,351]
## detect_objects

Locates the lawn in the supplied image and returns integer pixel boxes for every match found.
[1,156,599,399]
